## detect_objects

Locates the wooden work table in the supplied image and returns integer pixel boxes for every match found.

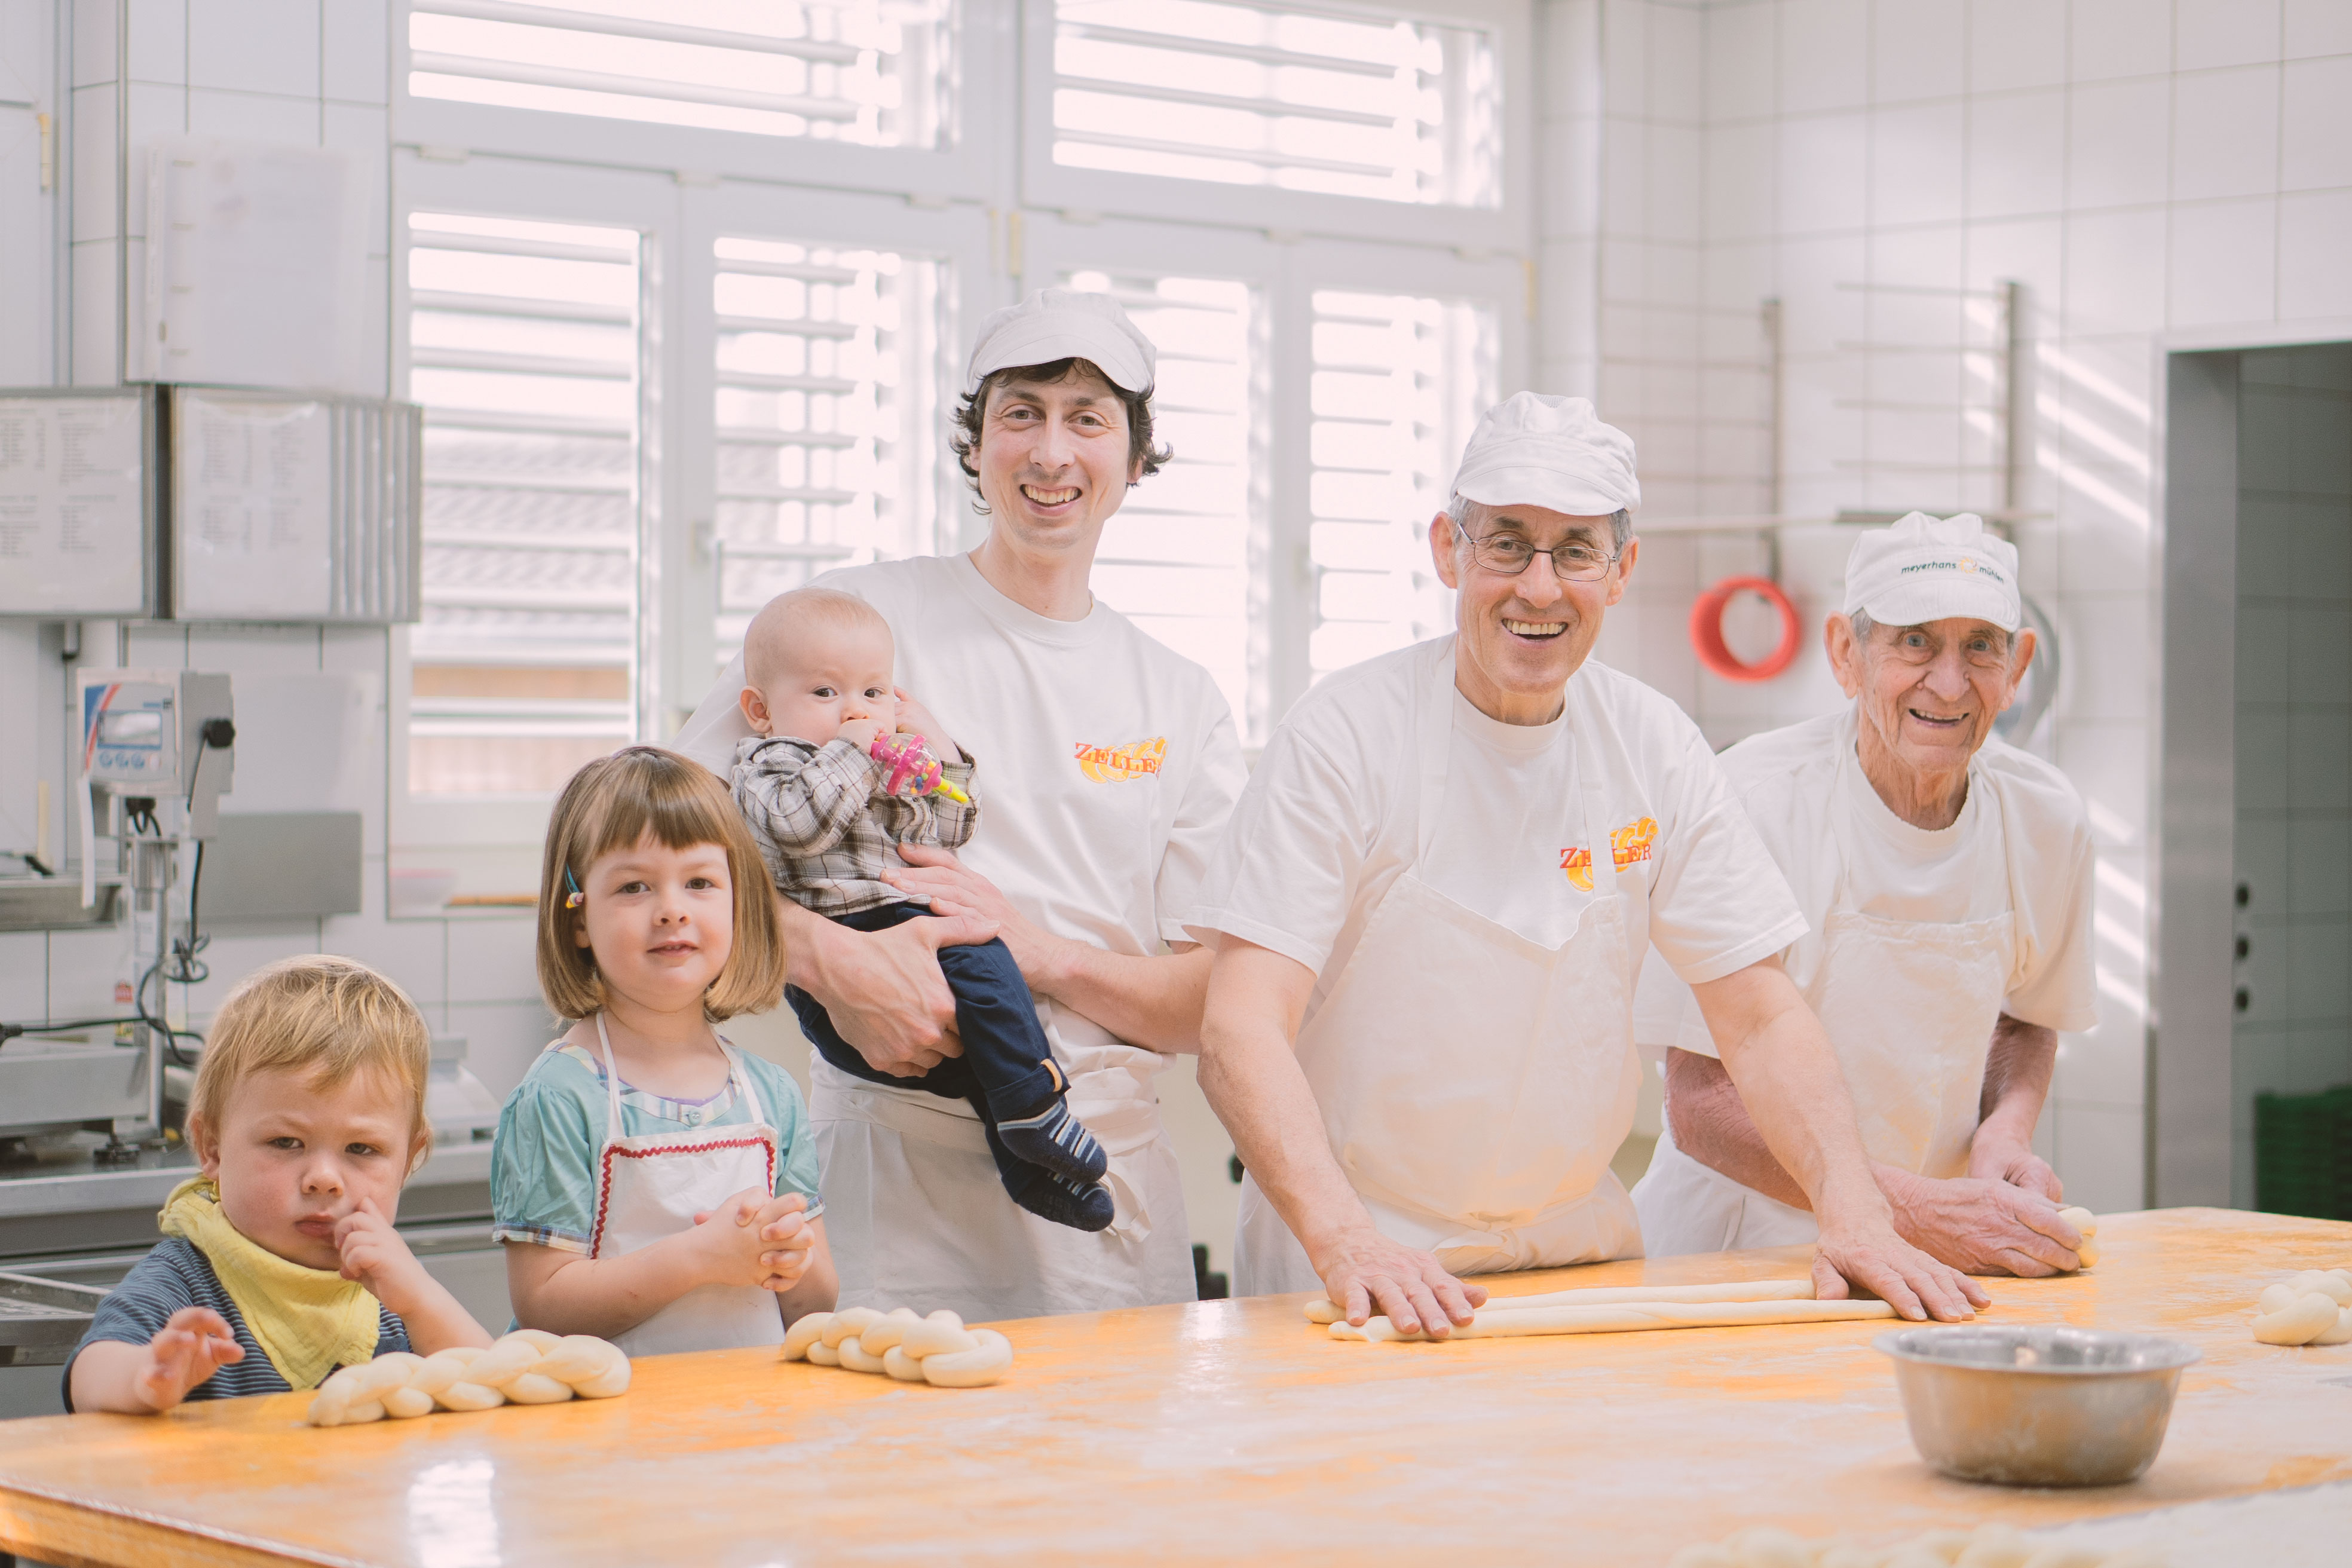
[0,1207,2346,1566]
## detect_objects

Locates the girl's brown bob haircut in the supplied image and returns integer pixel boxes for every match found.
[191,955,435,1174]
[537,746,787,1022]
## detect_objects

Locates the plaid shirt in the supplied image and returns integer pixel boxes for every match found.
[730,735,979,918]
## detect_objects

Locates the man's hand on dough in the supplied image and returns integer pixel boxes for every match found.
[1881,1167,2084,1277]
[1316,1229,1487,1338]
[1811,1184,1988,1322]
[1965,1135,2063,1203]
[801,908,990,1076]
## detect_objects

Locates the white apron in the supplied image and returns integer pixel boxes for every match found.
[1234,648,1646,1297]
[584,1016,788,1356]
[1632,731,2023,1256]
[810,1019,1193,1321]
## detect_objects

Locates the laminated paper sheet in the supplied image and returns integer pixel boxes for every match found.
[0,393,148,616]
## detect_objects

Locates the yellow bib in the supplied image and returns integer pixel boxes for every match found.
[157,1178,381,1392]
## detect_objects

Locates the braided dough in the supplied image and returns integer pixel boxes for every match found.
[2057,1206,2099,1269]
[1671,1520,2163,1567]
[1328,1297,1900,1343]
[1304,1278,1814,1325]
[307,1330,630,1426]
[2249,1266,2352,1346]
[782,1306,1013,1388]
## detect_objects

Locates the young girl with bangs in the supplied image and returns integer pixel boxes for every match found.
[492,746,837,1355]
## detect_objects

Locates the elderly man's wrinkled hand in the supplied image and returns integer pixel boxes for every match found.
[1884,1168,2085,1277]
[1811,1188,1989,1322]
[1315,1229,1487,1338]
[1965,1137,2063,1203]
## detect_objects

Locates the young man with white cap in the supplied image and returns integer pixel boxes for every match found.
[1631,513,2097,1276]
[1186,395,1983,1334]
[674,289,1246,1319]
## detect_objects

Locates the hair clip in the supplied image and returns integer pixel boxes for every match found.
[564,866,584,909]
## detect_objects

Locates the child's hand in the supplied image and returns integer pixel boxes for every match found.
[837,716,886,754]
[333,1199,431,1308]
[136,1307,244,1410]
[893,688,964,765]
[690,1189,814,1292]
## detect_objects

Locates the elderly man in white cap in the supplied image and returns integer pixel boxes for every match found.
[1186,394,1982,1334]
[1631,513,2097,1276]
[675,289,1246,1320]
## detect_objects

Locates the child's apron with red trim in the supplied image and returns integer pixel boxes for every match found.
[586,1013,785,1355]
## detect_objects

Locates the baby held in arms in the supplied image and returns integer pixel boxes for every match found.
[730,587,1114,1230]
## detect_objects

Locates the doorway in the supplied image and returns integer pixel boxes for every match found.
[2157,342,2352,1208]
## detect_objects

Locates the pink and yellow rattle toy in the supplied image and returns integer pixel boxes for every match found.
[870,731,969,804]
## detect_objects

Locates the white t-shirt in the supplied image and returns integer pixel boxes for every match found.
[1181,638,1807,1013]
[675,551,1248,1062]
[1645,708,2099,1058]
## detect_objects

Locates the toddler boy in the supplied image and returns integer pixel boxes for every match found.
[730,587,1113,1230]
[66,956,492,1412]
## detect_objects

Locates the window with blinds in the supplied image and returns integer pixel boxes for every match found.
[1065,268,1264,742]
[1308,289,1494,682]
[1049,0,1501,207]
[405,212,641,797]
[406,0,953,147]
[713,237,942,667]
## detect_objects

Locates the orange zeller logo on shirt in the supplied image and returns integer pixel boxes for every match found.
[1074,736,1168,783]
[1560,817,1659,892]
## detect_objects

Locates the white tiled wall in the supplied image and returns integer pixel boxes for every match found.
[1,2,555,1094]
[2230,342,2352,1206]
[1537,0,2352,1212]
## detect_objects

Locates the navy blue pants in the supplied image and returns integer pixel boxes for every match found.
[785,901,1061,1126]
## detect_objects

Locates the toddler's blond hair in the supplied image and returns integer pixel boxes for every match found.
[189,956,435,1172]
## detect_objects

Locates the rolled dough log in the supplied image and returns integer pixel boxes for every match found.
[835,1337,888,1374]
[1330,1297,1901,1343]
[1303,1278,1814,1325]
[2313,1306,2352,1346]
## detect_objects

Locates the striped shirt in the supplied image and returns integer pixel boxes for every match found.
[63,1237,409,1408]
[731,734,979,917]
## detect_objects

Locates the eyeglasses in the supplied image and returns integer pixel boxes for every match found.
[1453,519,1619,582]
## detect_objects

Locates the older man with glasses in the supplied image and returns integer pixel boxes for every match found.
[1632,513,2097,1279]
[1183,394,1982,1336]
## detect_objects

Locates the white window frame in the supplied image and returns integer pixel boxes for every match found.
[1023,215,1526,729]
[392,1,1012,203]
[672,183,994,728]
[391,149,684,850]
[1019,0,1535,255]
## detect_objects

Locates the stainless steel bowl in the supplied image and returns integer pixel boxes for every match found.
[1875,1325,2201,1487]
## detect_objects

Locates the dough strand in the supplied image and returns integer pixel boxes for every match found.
[1303,1278,1815,1325]
[782,1307,1015,1388]
[307,1331,630,1427]
[1329,1297,1902,1343]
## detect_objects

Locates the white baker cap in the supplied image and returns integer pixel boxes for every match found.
[1842,512,2022,632]
[966,287,1156,395]
[1448,393,1642,517]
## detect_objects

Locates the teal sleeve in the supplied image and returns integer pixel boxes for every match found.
[489,1058,604,1254]
[745,1056,824,1214]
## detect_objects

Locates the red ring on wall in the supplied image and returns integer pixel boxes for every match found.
[1689,575,1803,682]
